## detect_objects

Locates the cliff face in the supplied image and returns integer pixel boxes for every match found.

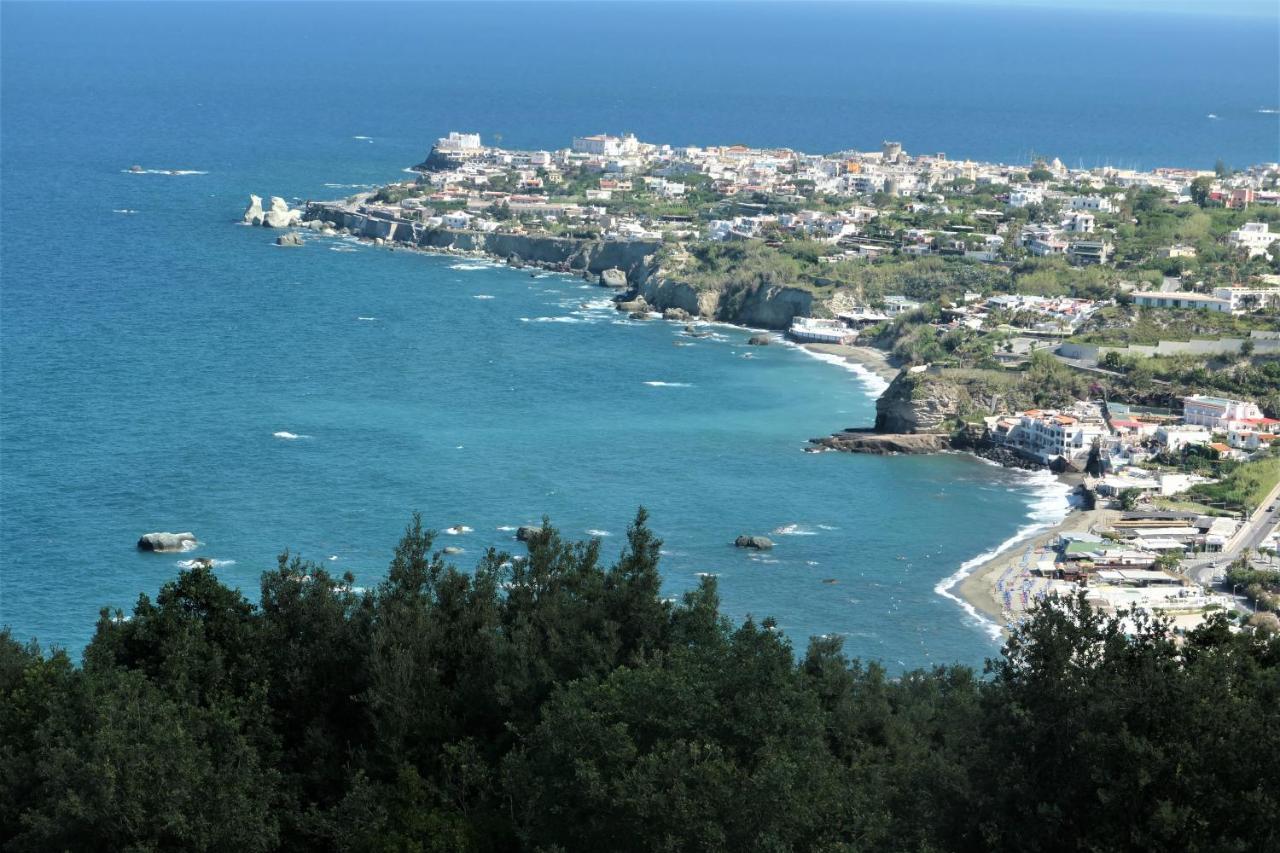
[639,274,813,330]
[305,204,660,285]
[873,371,969,434]
[305,203,816,329]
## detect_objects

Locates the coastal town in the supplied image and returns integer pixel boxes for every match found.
[268,129,1280,637]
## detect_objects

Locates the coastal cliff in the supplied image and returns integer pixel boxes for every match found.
[304,202,659,285]
[638,272,813,330]
[303,202,815,329]
[874,370,970,434]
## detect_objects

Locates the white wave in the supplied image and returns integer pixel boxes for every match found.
[696,572,719,578]
[577,299,613,310]
[273,431,310,440]
[817,524,839,531]
[450,262,494,271]
[352,135,373,140]
[323,182,375,189]
[772,523,817,536]
[330,246,359,253]
[1207,113,1219,119]
[176,558,236,569]
[444,525,473,535]
[356,316,377,321]
[472,294,495,300]
[643,380,692,387]
[524,316,593,324]
[934,469,1073,641]
[112,208,138,214]
[496,525,517,532]
[791,343,891,399]
[328,555,339,561]
[585,529,611,537]
[122,168,207,175]
[1259,107,1279,114]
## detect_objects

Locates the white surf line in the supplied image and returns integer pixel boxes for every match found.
[934,468,1073,641]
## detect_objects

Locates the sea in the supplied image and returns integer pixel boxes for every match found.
[2,1,1276,668]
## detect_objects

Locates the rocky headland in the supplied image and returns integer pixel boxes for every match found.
[300,200,814,330]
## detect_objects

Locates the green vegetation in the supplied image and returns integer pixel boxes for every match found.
[1074,304,1280,346]
[370,183,420,204]
[3,513,1277,852]
[1104,352,1280,417]
[1188,451,1280,513]
[1226,558,1280,612]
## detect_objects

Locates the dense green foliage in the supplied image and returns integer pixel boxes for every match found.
[1185,450,1280,510]
[1225,561,1280,612]
[1100,351,1280,417]
[1073,305,1280,347]
[4,512,1278,852]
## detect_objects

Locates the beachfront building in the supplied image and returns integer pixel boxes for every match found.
[441,210,473,230]
[997,409,1109,465]
[786,317,856,345]
[436,131,482,153]
[1181,395,1265,430]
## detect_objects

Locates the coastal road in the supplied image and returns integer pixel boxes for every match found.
[1187,478,1280,589]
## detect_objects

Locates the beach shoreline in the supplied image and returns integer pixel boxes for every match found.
[954,499,1117,627]
[798,342,901,385]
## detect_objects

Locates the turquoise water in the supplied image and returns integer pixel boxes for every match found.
[4,1,1269,666]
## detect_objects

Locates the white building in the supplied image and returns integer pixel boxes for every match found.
[1182,395,1264,430]
[1001,410,1109,464]
[881,295,922,316]
[1211,286,1280,313]
[1227,222,1276,258]
[1154,424,1212,452]
[1132,291,1231,312]
[1069,195,1114,213]
[572,133,640,157]
[1008,187,1044,208]
[436,132,482,152]
[1064,212,1095,233]
[441,210,473,229]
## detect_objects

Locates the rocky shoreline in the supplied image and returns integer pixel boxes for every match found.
[299,200,814,330]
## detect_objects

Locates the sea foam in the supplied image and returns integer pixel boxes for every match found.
[933,468,1073,641]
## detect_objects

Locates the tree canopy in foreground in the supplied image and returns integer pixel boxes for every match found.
[2,510,1277,852]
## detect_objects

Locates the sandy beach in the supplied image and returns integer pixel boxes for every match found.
[800,342,902,384]
[957,504,1119,624]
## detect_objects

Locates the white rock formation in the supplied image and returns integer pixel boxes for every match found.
[262,196,301,228]
[242,194,264,225]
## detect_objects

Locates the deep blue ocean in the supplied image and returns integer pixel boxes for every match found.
[2,1,1276,667]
